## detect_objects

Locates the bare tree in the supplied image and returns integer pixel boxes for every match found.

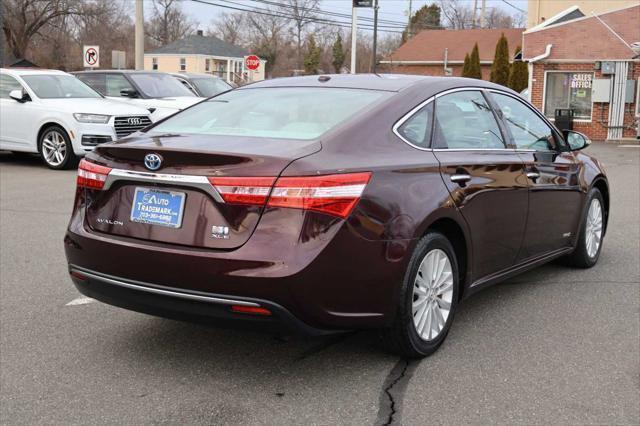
[439,0,473,29]
[209,12,245,45]
[146,0,197,47]
[2,0,81,59]
[278,0,320,69]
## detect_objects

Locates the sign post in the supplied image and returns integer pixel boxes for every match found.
[351,0,373,74]
[83,45,99,69]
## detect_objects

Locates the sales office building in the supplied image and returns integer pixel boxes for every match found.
[522,4,640,141]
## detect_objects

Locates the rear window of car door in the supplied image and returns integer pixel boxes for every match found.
[433,91,505,149]
[491,92,558,151]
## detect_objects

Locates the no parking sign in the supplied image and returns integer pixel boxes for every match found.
[83,45,99,68]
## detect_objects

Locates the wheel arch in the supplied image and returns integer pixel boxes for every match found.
[423,216,471,300]
[591,176,610,236]
[37,121,70,147]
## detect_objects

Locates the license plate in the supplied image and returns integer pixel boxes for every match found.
[130,187,185,228]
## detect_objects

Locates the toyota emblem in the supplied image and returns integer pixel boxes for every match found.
[144,153,162,171]
[128,117,142,125]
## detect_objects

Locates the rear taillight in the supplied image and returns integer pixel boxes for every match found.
[77,159,112,190]
[208,176,276,205]
[209,172,371,219]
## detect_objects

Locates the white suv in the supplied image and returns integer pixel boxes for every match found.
[0,68,153,169]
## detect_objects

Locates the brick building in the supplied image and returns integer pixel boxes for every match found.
[380,28,524,80]
[523,4,640,141]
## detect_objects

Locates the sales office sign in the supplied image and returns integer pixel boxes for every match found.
[570,73,592,89]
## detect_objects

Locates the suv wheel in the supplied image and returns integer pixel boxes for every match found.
[38,126,78,170]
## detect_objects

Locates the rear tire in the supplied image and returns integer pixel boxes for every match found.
[38,125,78,170]
[564,188,605,268]
[380,232,460,358]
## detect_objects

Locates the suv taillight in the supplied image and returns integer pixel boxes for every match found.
[77,159,112,190]
[209,172,371,219]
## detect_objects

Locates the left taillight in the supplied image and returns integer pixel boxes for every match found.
[77,159,112,190]
[208,172,371,219]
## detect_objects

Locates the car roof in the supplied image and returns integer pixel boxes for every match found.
[170,73,223,80]
[73,70,169,75]
[243,74,511,93]
[0,68,68,76]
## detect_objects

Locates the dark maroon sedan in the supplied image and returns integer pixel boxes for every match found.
[65,75,609,357]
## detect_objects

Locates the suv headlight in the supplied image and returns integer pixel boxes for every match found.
[73,113,110,124]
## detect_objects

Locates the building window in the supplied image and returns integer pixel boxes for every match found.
[544,72,593,120]
[152,57,158,70]
[180,58,186,71]
[205,59,210,72]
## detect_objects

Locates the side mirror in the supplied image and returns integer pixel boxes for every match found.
[9,89,30,103]
[563,130,591,151]
[120,88,139,98]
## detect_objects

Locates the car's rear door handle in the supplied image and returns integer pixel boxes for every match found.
[450,174,471,184]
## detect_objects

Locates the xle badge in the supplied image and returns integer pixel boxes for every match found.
[211,225,230,239]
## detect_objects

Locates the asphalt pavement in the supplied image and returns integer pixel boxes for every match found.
[1,142,638,425]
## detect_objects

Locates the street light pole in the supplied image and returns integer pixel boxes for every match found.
[372,0,379,73]
[351,4,358,74]
[135,0,144,70]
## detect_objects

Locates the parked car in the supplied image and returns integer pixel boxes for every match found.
[73,70,201,121]
[65,75,609,357]
[0,68,153,169]
[170,73,233,97]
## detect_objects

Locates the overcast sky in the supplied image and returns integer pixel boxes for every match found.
[167,0,529,34]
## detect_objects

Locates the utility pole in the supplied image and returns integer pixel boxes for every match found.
[350,4,357,74]
[372,0,379,73]
[480,0,486,29]
[135,0,144,70]
[472,0,478,28]
[407,0,413,38]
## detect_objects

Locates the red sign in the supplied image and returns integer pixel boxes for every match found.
[85,48,98,66]
[245,55,260,71]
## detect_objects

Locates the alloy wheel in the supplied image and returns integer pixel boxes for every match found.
[412,248,454,341]
[41,130,68,167]
[585,198,603,258]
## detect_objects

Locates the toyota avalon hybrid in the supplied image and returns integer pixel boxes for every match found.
[64,75,609,357]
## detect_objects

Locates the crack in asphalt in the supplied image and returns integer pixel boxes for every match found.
[376,358,416,425]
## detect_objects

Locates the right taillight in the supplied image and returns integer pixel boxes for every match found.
[77,159,112,190]
[209,172,371,219]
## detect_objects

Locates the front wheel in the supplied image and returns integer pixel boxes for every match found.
[381,232,460,358]
[564,188,605,268]
[38,125,78,170]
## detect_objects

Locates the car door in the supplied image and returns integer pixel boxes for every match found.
[488,90,583,259]
[431,89,529,281]
[0,73,35,149]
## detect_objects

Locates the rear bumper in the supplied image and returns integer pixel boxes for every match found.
[64,203,413,330]
[69,265,333,336]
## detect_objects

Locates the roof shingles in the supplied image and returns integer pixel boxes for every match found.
[148,34,248,58]
[388,28,525,62]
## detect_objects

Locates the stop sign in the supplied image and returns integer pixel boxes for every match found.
[244,55,260,71]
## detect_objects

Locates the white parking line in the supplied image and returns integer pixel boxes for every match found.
[66,296,96,306]
[618,145,640,148]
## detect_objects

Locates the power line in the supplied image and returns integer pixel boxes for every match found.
[500,0,526,14]
[248,0,410,27]
[192,0,406,33]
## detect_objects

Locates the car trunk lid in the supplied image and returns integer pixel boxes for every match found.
[83,133,320,250]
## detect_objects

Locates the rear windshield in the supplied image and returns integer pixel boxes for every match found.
[149,87,388,140]
[191,77,232,97]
